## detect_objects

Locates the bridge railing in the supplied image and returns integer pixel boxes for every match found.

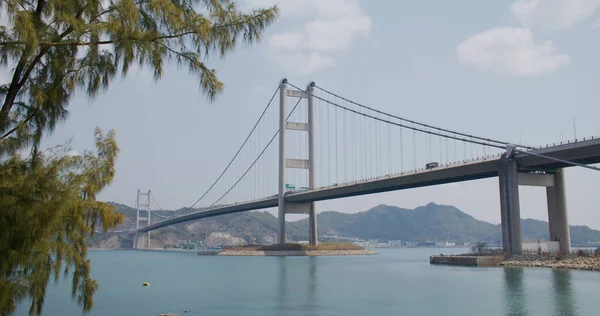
[529,135,599,150]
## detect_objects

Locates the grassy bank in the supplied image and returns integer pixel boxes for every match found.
[225,242,364,252]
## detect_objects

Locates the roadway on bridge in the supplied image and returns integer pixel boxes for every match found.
[138,138,600,233]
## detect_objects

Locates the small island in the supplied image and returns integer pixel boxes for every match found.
[198,242,375,256]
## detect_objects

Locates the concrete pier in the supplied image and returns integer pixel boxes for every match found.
[430,255,505,266]
[546,169,571,254]
[498,158,522,254]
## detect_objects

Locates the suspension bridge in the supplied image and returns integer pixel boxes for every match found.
[131,79,600,255]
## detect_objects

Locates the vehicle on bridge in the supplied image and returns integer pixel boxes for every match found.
[426,162,439,169]
[284,186,309,195]
[285,184,309,192]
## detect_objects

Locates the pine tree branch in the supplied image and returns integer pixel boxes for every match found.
[212,9,277,31]
[1,9,82,129]
[1,53,29,128]
[2,0,29,13]
[155,40,197,65]
[34,0,44,16]
[89,0,150,23]
[0,32,189,46]
[16,20,80,88]
[1,111,35,139]
[0,9,276,47]
[2,67,82,139]
[18,8,83,85]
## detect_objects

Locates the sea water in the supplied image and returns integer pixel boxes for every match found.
[14,248,600,315]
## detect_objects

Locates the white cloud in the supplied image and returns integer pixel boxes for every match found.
[269,31,305,51]
[66,150,80,157]
[593,19,600,28]
[245,0,363,19]
[270,52,334,75]
[304,16,371,52]
[245,0,371,74]
[511,0,600,30]
[457,27,571,76]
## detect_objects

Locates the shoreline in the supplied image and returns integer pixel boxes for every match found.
[208,249,376,256]
[89,248,197,253]
[500,254,600,272]
[430,252,600,272]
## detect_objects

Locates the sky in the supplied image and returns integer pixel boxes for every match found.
[29,0,600,228]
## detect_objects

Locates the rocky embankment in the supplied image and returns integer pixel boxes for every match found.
[215,249,376,256]
[501,254,600,272]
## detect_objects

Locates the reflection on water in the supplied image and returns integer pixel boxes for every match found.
[503,267,529,316]
[504,267,579,316]
[552,270,578,316]
[307,257,318,310]
[276,257,319,315]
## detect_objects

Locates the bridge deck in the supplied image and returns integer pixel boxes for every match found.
[139,138,600,233]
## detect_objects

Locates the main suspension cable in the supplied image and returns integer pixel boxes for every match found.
[189,86,280,208]
[210,98,303,206]
[314,85,535,150]
[287,82,506,150]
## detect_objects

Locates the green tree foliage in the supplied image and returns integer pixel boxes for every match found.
[0,0,278,314]
[0,128,122,315]
[0,0,278,153]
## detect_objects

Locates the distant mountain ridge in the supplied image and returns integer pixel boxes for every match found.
[298,203,600,245]
[292,203,497,242]
[93,202,600,247]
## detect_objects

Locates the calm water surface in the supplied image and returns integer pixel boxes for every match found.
[15,248,600,315]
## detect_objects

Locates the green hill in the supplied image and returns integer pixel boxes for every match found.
[91,202,600,248]
[485,218,600,246]
[290,203,497,242]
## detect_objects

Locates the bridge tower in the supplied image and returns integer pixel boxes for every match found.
[278,79,318,245]
[134,189,152,249]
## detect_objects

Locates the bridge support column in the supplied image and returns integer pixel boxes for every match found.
[134,234,146,249]
[308,202,317,246]
[498,157,522,255]
[278,79,287,244]
[307,82,318,246]
[546,169,571,254]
